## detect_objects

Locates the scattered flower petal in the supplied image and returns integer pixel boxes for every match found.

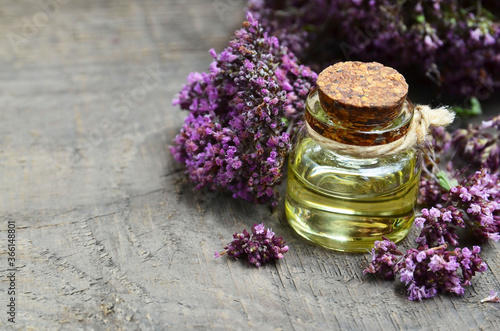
[481,290,500,303]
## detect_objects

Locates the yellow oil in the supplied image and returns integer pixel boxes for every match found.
[285,133,420,252]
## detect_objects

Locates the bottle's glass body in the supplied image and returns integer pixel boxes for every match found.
[285,90,421,252]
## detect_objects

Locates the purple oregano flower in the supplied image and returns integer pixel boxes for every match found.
[171,13,317,206]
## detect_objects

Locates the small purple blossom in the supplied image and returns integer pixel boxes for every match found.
[253,223,265,234]
[215,223,289,267]
[428,254,447,272]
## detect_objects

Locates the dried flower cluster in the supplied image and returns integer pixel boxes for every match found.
[215,223,289,267]
[248,0,500,100]
[171,13,316,205]
[364,239,488,301]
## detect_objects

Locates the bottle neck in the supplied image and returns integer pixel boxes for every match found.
[305,88,414,147]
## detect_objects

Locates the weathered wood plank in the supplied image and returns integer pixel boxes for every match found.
[1,1,499,330]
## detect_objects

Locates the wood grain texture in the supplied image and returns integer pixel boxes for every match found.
[1,1,499,330]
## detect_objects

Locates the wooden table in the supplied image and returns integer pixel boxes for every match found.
[1,1,499,329]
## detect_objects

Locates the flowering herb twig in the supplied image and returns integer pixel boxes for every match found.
[215,223,289,268]
[364,238,488,301]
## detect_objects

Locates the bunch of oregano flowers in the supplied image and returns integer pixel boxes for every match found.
[171,13,316,206]
[215,223,289,267]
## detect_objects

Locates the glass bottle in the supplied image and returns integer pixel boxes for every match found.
[285,61,421,252]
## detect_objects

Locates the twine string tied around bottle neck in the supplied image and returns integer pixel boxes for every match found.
[305,105,455,158]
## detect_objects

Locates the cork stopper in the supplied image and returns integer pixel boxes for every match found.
[316,61,408,130]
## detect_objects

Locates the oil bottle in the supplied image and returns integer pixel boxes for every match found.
[285,61,421,252]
